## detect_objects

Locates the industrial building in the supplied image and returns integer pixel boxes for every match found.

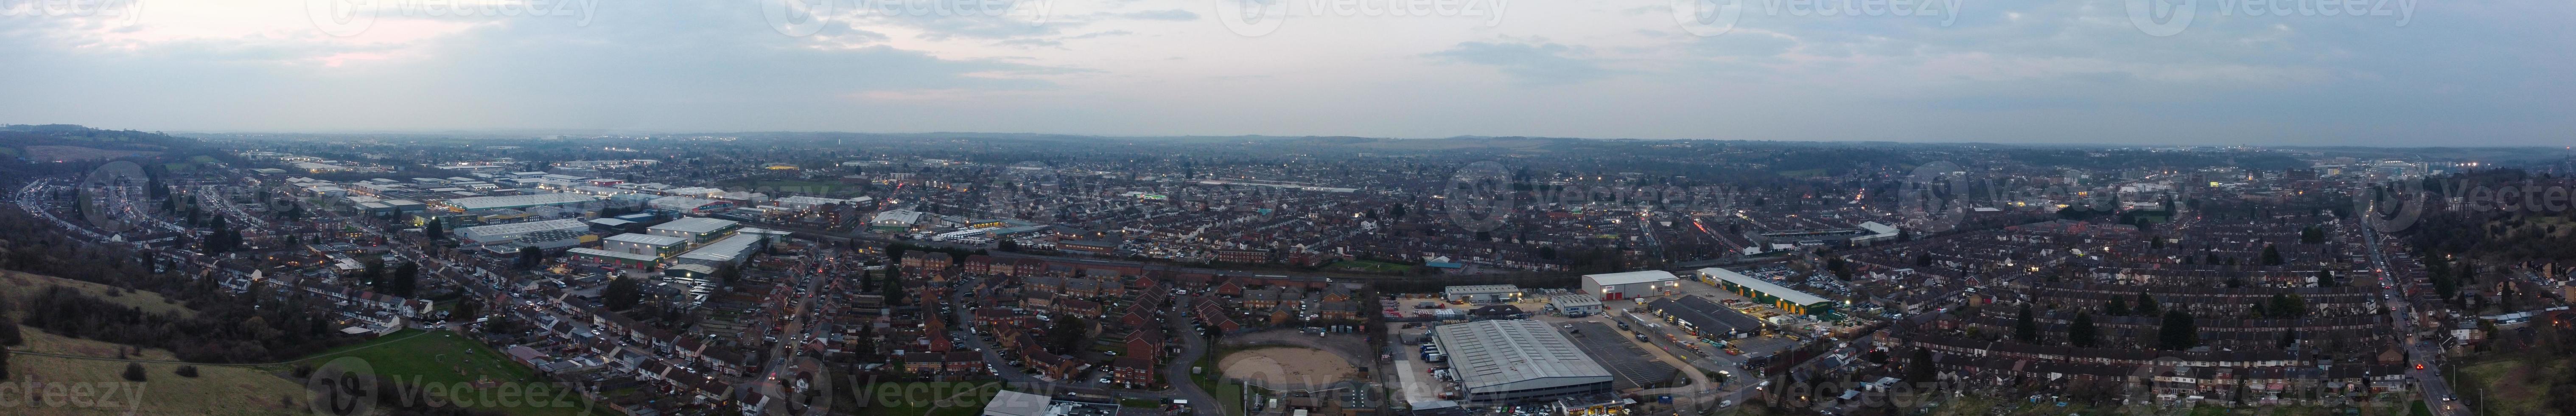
[675,233,764,267]
[1431,320,1615,403]
[1644,295,1767,342]
[603,233,689,258]
[648,195,732,214]
[1550,294,1603,317]
[1697,267,1836,318]
[566,247,659,268]
[647,217,741,244]
[437,192,599,213]
[1442,284,1522,303]
[454,218,589,245]
[1579,270,1681,301]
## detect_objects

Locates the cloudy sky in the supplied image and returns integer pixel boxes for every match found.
[0,0,2566,145]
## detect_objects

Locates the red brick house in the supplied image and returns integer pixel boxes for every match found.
[1112,356,1157,386]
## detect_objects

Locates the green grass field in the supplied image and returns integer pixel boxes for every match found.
[6,355,306,416]
[0,271,194,318]
[2459,355,2554,416]
[285,330,604,416]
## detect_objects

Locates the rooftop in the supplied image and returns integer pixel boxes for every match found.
[1582,270,1679,286]
[1698,267,1832,306]
[676,234,762,263]
[456,218,588,239]
[443,192,596,210]
[604,233,688,246]
[1432,320,1613,392]
[648,217,739,234]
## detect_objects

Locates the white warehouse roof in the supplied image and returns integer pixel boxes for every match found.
[648,217,739,234]
[445,192,596,210]
[1582,270,1680,287]
[1698,267,1832,306]
[456,218,588,240]
[1432,320,1613,394]
[604,233,688,246]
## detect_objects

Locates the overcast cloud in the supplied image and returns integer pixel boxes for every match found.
[0,0,2566,145]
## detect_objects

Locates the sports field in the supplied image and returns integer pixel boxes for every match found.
[286,330,604,416]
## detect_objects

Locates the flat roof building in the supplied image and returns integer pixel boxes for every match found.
[1431,320,1614,403]
[1579,270,1681,301]
[1697,267,1836,317]
[647,217,740,244]
[1442,284,1523,303]
[439,192,598,212]
[455,218,589,245]
[1551,294,1604,317]
[566,247,658,269]
[603,233,689,258]
[675,233,763,267]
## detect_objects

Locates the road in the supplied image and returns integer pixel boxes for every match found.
[2360,223,2469,416]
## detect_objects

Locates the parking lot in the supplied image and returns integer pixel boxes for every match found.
[1560,321,1677,390]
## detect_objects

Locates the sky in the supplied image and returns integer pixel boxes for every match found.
[0,0,2568,146]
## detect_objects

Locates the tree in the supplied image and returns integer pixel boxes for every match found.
[1904,348,1937,385]
[122,363,146,381]
[2069,312,2098,348]
[0,319,20,346]
[2106,297,2131,317]
[454,297,480,323]
[2157,310,2199,350]
[1043,314,1086,354]
[392,262,419,298]
[361,259,386,293]
[2013,304,2039,343]
[425,218,445,240]
[604,277,644,311]
[0,348,8,380]
[2136,292,2160,316]
[174,365,199,378]
[716,264,742,286]
[517,246,542,270]
[2261,244,2284,266]
[2301,226,2324,244]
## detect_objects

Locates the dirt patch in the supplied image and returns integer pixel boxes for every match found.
[1219,347,1358,389]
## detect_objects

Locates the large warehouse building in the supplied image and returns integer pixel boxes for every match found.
[1432,320,1614,403]
[436,192,600,213]
[1697,267,1837,318]
[1579,270,1682,301]
[454,218,589,245]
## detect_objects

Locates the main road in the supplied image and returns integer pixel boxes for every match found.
[2360,223,2469,416]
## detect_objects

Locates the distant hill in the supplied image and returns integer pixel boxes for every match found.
[0,124,201,162]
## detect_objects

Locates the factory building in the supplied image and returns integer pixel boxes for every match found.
[1431,320,1615,403]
